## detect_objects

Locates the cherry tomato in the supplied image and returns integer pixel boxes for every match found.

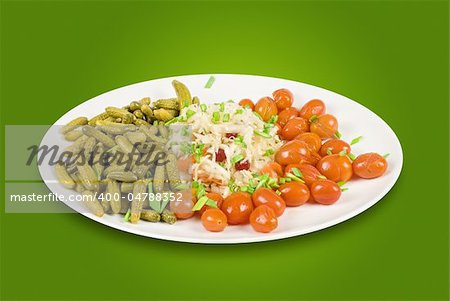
[319,139,351,157]
[353,153,388,179]
[235,160,250,171]
[311,180,341,205]
[299,99,326,120]
[259,162,283,181]
[254,97,278,122]
[275,140,321,166]
[294,132,322,153]
[272,88,293,110]
[277,107,299,128]
[252,187,286,216]
[239,99,255,110]
[284,163,322,187]
[279,182,310,207]
[170,189,195,219]
[281,117,310,140]
[249,205,278,233]
[310,114,338,138]
[199,192,224,216]
[221,192,253,225]
[316,154,353,182]
[201,208,227,232]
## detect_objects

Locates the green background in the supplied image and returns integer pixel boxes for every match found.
[1,1,448,300]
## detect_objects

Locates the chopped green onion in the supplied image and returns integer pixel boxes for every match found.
[174,182,190,191]
[219,102,225,112]
[383,153,390,158]
[268,115,278,124]
[227,99,234,103]
[254,130,271,138]
[286,173,305,183]
[231,154,244,164]
[275,190,282,196]
[309,115,318,123]
[205,199,218,208]
[165,117,178,126]
[350,136,362,145]
[317,175,327,180]
[326,148,332,155]
[153,120,159,126]
[337,181,346,187]
[339,150,347,156]
[123,209,131,222]
[234,135,247,148]
[348,153,356,161]
[212,111,220,124]
[204,76,215,88]
[200,104,207,112]
[244,105,251,109]
[196,183,206,199]
[334,131,342,139]
[240,186,248,192]
[279,178,286,184]
[192,196,209,211]
[253,112,263,120]
[341,188,349,192]
[291,167,303,178]
[223,113,230,122]
[186,109,196,119]
[235,109,244,115]
[264,149,274,157]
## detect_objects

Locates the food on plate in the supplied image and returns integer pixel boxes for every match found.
[56,79,389,234]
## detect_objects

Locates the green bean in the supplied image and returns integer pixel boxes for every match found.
[82,191,104,217]
[82,126,115,148]
[106,180,121,214]
[130,180,148,223]
[140,209,160,222]
[55,163,76,189]
[107,171,137,182]
[61,117,88,134]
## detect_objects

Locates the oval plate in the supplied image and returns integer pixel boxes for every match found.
[39,74,403,244]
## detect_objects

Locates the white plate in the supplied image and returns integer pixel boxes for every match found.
[39,74,403,244]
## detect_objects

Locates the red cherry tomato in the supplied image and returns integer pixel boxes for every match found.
[254,97,278,122]
[299,99,326,119]
[275,140,321,166]
[319,139,351,156]
[277,107,299,128]
[279,182,310,207]
[239,99,255,110]
[201,208,227,232]
[199,192,224,216]
[259,162,283,181]
[284,163,323,187]
[281,117,310,140]
[252,187,286,216]
[316,154,353,182]
[221,192,253,225]
[249,205,278,233]
[311,180,341,205]
[272,88,293,110]
[310,114,338,138]
[353,153,388,179]
[170,189,195,219]
[294,132,322,153]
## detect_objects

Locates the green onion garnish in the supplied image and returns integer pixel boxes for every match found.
[341,188,349,192]
[339,150,347,156]
[212,111,220,124]
[219,103,225,112]
[164,117,178,126]
[334,131,342,139]
[186,109,195,119]
[231,154,244,164]
[275,190,282,196]
[223,113,230,122]
[253,112,263,120]
[235,109,243,115]
[337,181,346,187]
[326,148,332,155]
[317,175,327,180]
[383,153,390,158]
[309,115,318,123]
[254,130,271,138]
[264,149,274,156]
[350,136,362,145]
[268,115,278,124]
[123,209,131,222]
[286,173,305,183]
[227,99,234,103]
[200,104,207,112]
[204,76,215,88]
[291,167,303,178]
[192,196,209,211]
[348,153,356,161]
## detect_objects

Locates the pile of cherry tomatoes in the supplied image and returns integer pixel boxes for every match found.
[175,88,389,233]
